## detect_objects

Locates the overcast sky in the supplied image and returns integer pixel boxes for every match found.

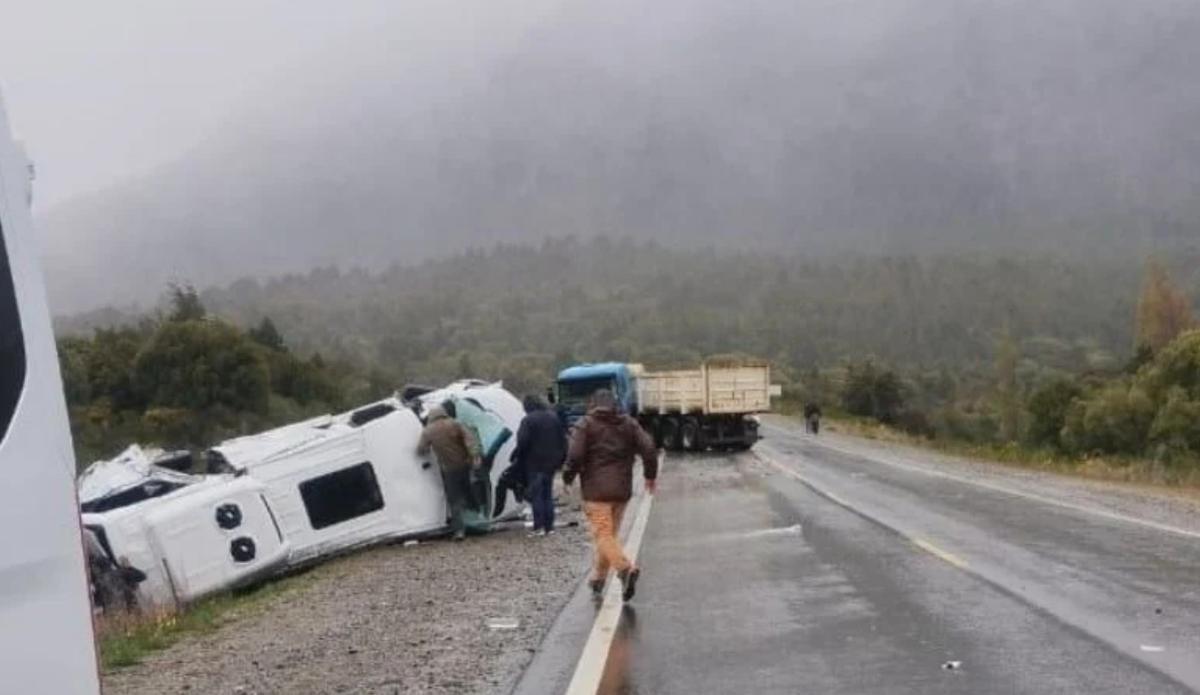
[10,0,1200,312]
[0,0,555,209]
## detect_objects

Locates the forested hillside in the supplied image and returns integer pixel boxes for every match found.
[38,0,1200,312]
[191,240,1151,385]
[59,237,1200,476]
[59,238,1199,464]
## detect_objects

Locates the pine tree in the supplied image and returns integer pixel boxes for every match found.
[166,283,206,322]
[1135,260,1194,354]
[249,316,287,352]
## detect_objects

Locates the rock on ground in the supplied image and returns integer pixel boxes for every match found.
[103,515,590,695]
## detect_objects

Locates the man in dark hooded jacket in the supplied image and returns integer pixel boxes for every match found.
[512,394,567,536]
[563,389,658,601]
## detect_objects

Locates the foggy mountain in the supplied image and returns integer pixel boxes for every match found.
[39,0,1200,313]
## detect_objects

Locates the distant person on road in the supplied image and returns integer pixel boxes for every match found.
[804,402,822,435]
[563,389,659,601]
[418,404,482,541]
[512,394,568,537]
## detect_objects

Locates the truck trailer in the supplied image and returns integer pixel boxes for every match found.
[555,360,781,451]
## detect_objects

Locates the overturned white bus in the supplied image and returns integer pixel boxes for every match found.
[80,382,524,608]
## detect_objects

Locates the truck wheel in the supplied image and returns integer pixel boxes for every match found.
[660,418,682,451]
[681,418,702,451]
[643,417,662,448]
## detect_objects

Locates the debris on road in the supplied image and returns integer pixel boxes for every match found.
[486,617,521,631]
[941,660,963,671]
[1140,645,1166,653]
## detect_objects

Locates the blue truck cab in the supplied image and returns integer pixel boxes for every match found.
[555,362,637,426]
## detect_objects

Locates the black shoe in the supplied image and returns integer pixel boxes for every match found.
[618,568,640,602]
[588,579,605,597]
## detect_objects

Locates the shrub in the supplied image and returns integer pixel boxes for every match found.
[1025,377,1083,449]
[842,360,905,424]
[1148,387,1200,457]
[1061,382,1155,455]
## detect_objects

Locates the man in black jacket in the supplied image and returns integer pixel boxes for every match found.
[512,394,567,536]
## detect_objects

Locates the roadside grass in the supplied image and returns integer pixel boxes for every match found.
[96,569,316,672]
[794,414,1200,492]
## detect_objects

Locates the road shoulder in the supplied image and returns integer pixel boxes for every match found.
[763,415,1200,537]
[103,519,590,695]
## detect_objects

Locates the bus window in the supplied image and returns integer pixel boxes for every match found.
[0,220,26,441]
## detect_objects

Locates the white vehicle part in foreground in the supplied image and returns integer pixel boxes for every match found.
[82,476,290,608]
[77,443,200,511]
[0,93,101,693]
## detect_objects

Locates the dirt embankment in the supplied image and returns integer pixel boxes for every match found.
[103,516,590,695]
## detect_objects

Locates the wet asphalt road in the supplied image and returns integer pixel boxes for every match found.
[514,419,1200,695]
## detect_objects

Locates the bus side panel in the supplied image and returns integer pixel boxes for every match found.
[0,97,101,694]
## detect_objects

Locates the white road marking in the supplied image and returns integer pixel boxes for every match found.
[564,485,656,695]
[704,523,804,544]
[765,423,1200,541]
[740,523,804,539]
[761,440,1197,686]
[912,538,970,569]
[762,453,973,571]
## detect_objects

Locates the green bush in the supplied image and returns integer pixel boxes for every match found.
[1061,382,1155,455]
[1025,377,1083,449]
[842,360,905,424]
[131,320,270,416]
[1137,330,1200,400]
[1148,387,1200,457]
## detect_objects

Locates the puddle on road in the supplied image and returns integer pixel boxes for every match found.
[596,606,639,695]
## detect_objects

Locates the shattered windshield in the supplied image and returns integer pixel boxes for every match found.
[0,219,24,442]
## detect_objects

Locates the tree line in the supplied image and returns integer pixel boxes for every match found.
[805,260,1200,471]
[55,238,1200,472]
[58,285,369,465]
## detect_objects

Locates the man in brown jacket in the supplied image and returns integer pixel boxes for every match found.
[563,389,658,601]
[417,404,482,541]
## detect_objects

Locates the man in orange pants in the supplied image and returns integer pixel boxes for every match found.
[563,390,659,601]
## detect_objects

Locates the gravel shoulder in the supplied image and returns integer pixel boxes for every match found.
[103,511,590,695]
[764,415,1200,536]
